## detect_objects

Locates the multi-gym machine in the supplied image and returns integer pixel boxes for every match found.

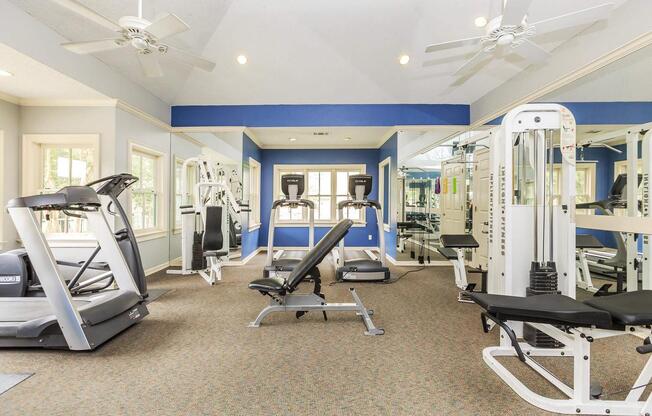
[167,156,237,285]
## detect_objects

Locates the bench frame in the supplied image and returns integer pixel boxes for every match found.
[485,321,652,415]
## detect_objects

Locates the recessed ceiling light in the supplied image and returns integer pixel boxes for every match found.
[399,55,410,65]
[0,68,13,77]
[474,16,488,27]
[237,55,247,65]
[289,138,297,142]
[344,137,352,141]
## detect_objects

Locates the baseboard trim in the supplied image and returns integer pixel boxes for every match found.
[225,247,263,266]
[145,261,170,276]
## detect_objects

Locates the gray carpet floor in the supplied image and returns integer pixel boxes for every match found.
[0,254,648,415]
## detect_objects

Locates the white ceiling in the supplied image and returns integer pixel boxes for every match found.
[247,126,392,148]
[0,42,108,102]
[9,0,625,106]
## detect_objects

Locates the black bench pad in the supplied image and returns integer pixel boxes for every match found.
[584,291,652,326]
[469,293,613,328]
[249,277,286,293]
[440,234,479,248]
[437,247,458,260]
[576,234,604,249]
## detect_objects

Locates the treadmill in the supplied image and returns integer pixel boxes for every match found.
[334,175,390,282]
[0,186,148,350]
[264,174,315,277]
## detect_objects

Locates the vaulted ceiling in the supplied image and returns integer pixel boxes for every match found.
[9,0,626,106]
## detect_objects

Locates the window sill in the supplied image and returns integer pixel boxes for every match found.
[248,223,261,232]
[173,228,182,235]
[135,229,168,242]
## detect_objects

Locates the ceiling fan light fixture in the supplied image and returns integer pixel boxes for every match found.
[289,137,297,142]
[399,55,410,65]
[237,55,248,65]
[344,137,352,142]
[474,16,488,27]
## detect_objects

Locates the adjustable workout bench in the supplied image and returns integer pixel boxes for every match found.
[248,219,384,335]
[438,234,486,303]
[470,290,652,415]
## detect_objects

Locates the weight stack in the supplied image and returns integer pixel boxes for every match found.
[192,231,207,271]
[523,261,564,348]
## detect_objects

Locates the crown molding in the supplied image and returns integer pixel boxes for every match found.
[19,98,117,107]
[0,91,20,105]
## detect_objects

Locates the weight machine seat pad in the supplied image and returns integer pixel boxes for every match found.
[440,234,479,248]
[469,293,613,329]
[203,250,228,258]
[576,234,604,249]
[203,206,224,252]
[7,186,101,211]
[584,291,652,326]
[249,219,352,294]
[437,247,458,260]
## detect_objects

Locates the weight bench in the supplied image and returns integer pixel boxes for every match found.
[248,219,384,336]
[470,290,652,415]
[438,234,486,303]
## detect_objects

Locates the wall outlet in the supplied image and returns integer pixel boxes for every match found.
[368,235,372,241]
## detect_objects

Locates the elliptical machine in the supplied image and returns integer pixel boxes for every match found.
[0,173,147,298]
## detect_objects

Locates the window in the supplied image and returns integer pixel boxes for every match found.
[614,159,643,216]
[173,158,197,230]
[274,164,366,224]
[552,163,596,214]
[249,158,261,229]
[129,145,164,234]
[22,134,99,237]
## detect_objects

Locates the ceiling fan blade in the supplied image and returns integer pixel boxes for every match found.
[50,0,121,32]
[501,0,533,26]
[138,52,163,78]
[511,39,550,62]
[454,48,492,76]
[531,3,615,35]
[62,38,125,54]
[145,13,190,40]
[165,45,216,72]
[425,36,483,53]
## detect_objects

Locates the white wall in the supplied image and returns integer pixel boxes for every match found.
[0,99,20,250]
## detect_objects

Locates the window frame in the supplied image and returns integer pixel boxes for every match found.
[21,133,100,242]
[273,164,367,226]
[128,143,167,239]
[248,157,262,231]
[378,157,391,232]
[552,162,596,215]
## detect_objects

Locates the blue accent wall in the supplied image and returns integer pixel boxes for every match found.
[379,134,398,259]
[241,133,262,258]
[260,148,381,248]
[172,104,469,127]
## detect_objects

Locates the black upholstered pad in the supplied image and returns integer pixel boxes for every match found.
[576,234,604,249]
[437,247,458,260]
[249,277,285,293]
[584,291,652,326]
[469,293,613,328]
[440,234,479,248]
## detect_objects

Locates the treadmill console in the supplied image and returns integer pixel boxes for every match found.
[281,174,305,201]
[348,175,372,201]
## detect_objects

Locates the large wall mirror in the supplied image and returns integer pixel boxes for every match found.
[167,130,245,273]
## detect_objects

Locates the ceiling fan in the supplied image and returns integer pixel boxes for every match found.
[424,0,615,76]
[52,0,216,77]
